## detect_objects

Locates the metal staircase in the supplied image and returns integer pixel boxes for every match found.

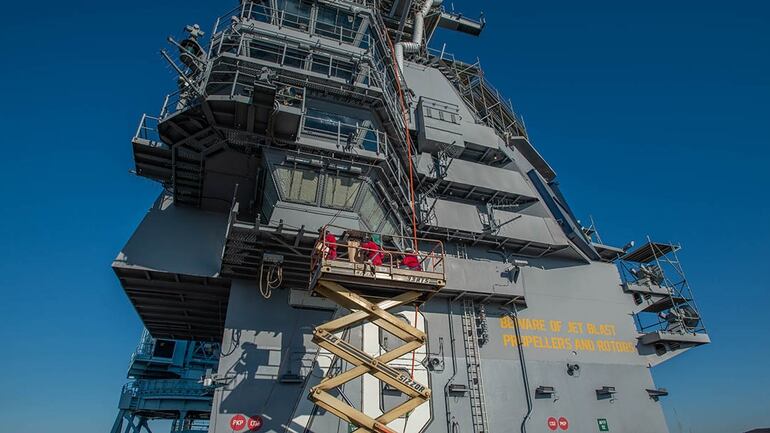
[461,299,490,433]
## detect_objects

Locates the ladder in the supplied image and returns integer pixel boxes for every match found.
[308,280,431,433]
[419,140,460,225]
[462,299,490,433]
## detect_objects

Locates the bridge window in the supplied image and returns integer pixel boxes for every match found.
[331,59,353,81]
[244,0,272,23]
[277,0,311,30]
[274,165,319,204]
[284,47,309,69]
[379,215,398,235]
[359,184,387,231]
[250,40,282,63]
[315,5,362,44]
[152,340,176,358]
[322,174,362,210]
[311,54,331,75]
[304,108,359,138]
[303,103,381,153]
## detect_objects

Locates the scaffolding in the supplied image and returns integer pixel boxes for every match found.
[618,237,707,339]
[111,332,219,433]
[424,47,556,182]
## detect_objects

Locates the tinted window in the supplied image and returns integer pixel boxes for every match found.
[277,0,311,30]
[322,174,362,210]
[274,166,319,204]
[250,40,281,63]
[284,47,308,69]
[359,184,386,230]
[311,54,331,75]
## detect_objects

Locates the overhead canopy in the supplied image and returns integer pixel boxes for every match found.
[621,242,680,263]
[592,242,625,261]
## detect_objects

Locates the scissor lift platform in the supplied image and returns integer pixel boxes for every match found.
[306,227,443,432]
[311,258,446,299]
[310,226,446,302]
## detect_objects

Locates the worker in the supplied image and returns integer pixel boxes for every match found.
[317,227,338,261]
[361,236,383,267]
[325,229,338,260]
[401,248,421,270]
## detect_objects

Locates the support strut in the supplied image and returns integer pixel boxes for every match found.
[308,280,431,433]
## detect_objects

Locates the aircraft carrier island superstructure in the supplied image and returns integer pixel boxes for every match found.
[110,1,710,432]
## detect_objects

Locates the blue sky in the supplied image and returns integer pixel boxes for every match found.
[0,1,767,432]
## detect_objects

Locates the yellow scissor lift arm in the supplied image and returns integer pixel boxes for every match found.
[308,227,446,433]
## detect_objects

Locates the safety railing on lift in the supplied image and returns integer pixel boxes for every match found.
[311,224,446,281]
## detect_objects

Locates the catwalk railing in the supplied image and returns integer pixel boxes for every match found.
[301,115,389,155]
[133,114,165,148]
[427,47,528,139]
[120,379,212,407]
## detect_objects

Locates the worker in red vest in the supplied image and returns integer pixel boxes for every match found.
[361,236,383,267]
[324,230,338,260]
[401,248,421,270]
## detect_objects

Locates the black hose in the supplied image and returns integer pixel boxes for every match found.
[510,303,533,433]
[444,298,459,433]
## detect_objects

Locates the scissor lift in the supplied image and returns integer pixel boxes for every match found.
[308,227,446,433]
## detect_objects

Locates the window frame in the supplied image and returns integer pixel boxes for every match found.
[321,172,363,211]
[272,163,321,205]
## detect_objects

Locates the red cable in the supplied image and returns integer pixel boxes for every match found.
[381,15,420,382]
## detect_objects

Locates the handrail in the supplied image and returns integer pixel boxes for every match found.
[312,224,446,279]
[300,115,387,155]
[122,379,210,399]
[132,114,166,148]
[216,1,373,49]
[426,47,528,138]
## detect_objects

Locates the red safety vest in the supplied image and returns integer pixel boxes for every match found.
[402,254,421,270]
[325,233,338,259]
[361,241,383,266]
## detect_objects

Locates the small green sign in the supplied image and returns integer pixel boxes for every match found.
[598,418,609,432]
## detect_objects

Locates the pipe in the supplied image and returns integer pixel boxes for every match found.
[509,303,533,433]
[395,0,442,71]
[443,298,459,433]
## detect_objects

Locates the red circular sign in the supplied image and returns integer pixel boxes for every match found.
[558,417,569,430]
[230,414,247,431]
[247,416,263,431]
[547,417,558,431]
